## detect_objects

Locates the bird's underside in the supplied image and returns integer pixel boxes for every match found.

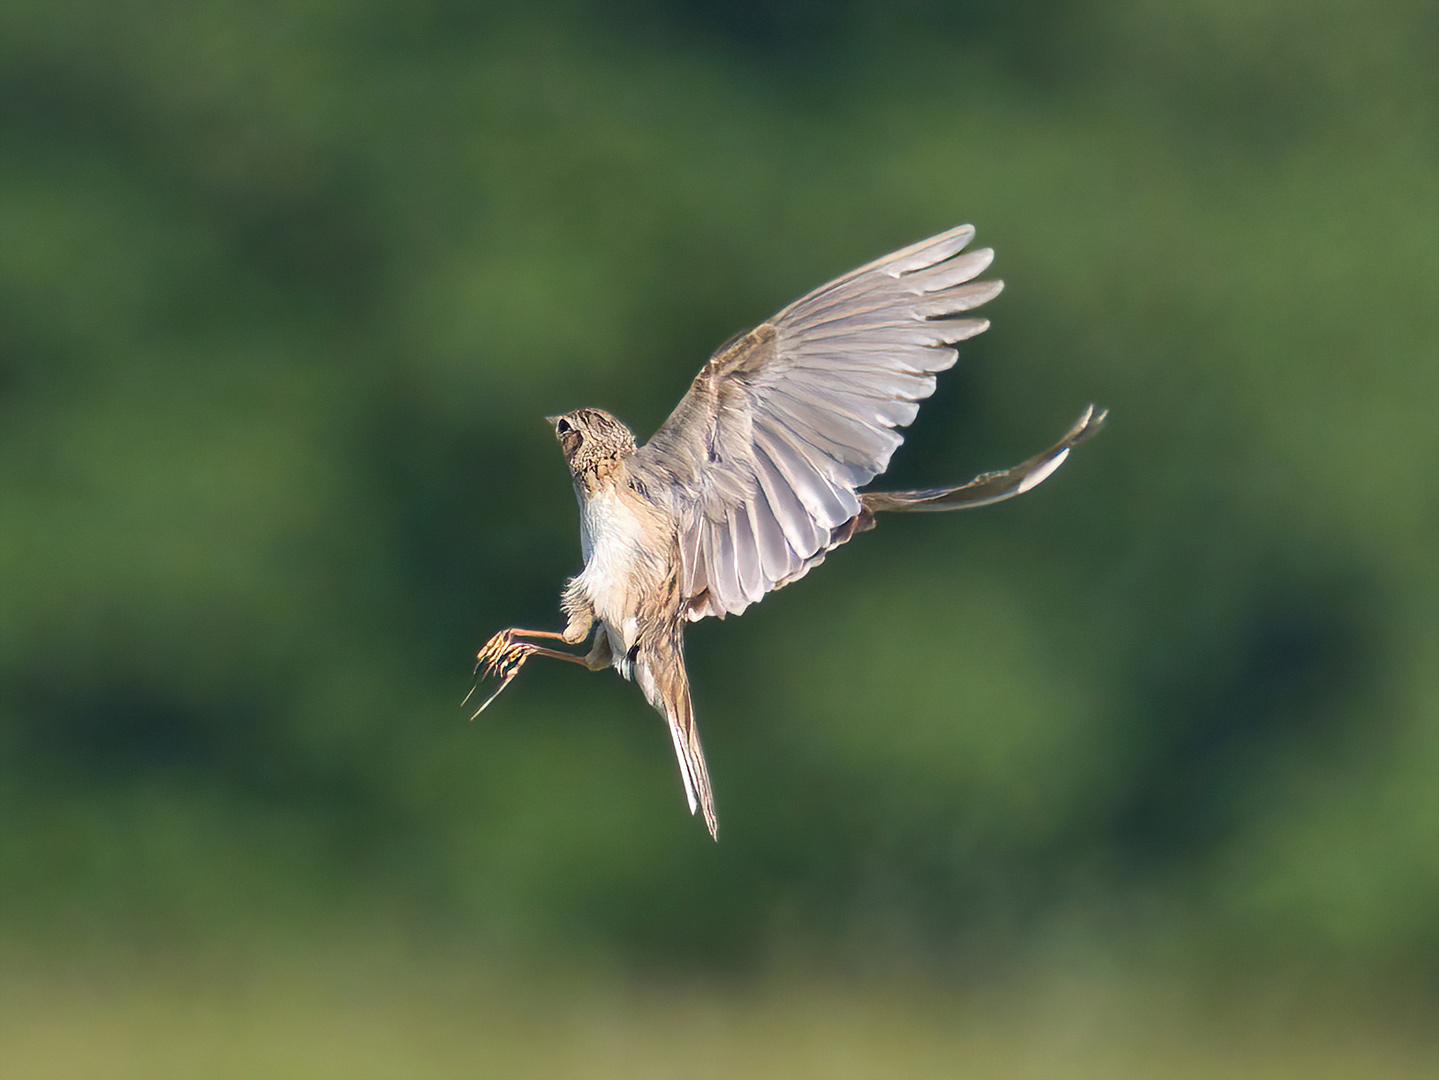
[470,224,1107,840]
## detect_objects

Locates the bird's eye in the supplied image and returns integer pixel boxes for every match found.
[555,418,572,434]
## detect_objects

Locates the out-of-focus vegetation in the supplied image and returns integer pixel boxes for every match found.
[3,942,1436,1080]
[2,0,1438,1072]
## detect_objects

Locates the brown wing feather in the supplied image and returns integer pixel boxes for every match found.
[630,225,1002,619]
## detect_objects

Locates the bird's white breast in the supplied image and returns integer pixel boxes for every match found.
[576,487,653,669]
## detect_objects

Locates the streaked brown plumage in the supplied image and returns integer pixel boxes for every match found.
[471,225,1106,839]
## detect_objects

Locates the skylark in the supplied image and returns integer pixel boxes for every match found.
[471,224,1106,838]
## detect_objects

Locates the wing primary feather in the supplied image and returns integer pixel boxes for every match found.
[778,373,924,428]
[785,365,938,402]
[772,225,977,313]
[763,388,902,473]
[911,279,1004,316]
[752,441,824,557]
[747,478,799,583]
[789,326,966,363]
[901,247,995,291]
[873,225,978,277]
[752,425,860,527]
[913,316,990,344]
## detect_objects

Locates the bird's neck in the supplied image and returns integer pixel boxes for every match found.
[572,453,629,500]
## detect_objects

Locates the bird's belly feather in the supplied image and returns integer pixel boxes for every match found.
[576,489,653,678]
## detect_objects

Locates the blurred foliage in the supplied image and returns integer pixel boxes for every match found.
[1,0,1438,1009]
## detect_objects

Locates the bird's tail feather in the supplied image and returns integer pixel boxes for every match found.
[861,404,1107,516]
[635,633,718,840]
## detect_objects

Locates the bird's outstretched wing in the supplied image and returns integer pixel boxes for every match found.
[630,225,1002,620]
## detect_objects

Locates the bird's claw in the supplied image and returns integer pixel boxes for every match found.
[466,630,534,719]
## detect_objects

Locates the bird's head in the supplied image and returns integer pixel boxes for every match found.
[546,408,637,492]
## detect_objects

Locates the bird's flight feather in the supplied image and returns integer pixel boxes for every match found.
[632,225,1004,620]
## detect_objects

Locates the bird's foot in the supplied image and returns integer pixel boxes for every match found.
[466,629,536,719]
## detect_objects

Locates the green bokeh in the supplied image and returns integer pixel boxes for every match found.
[2,0,1438,1064]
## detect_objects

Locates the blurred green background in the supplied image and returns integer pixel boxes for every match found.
[3,0,1438,1075]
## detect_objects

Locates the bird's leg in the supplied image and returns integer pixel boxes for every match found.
[467,584,601,718]
[467,627,595,719]
[500,628,573,644]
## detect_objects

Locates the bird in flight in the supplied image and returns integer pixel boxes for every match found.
[470,225,1105,839]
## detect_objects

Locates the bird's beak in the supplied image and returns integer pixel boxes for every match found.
[544,415,560,427]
